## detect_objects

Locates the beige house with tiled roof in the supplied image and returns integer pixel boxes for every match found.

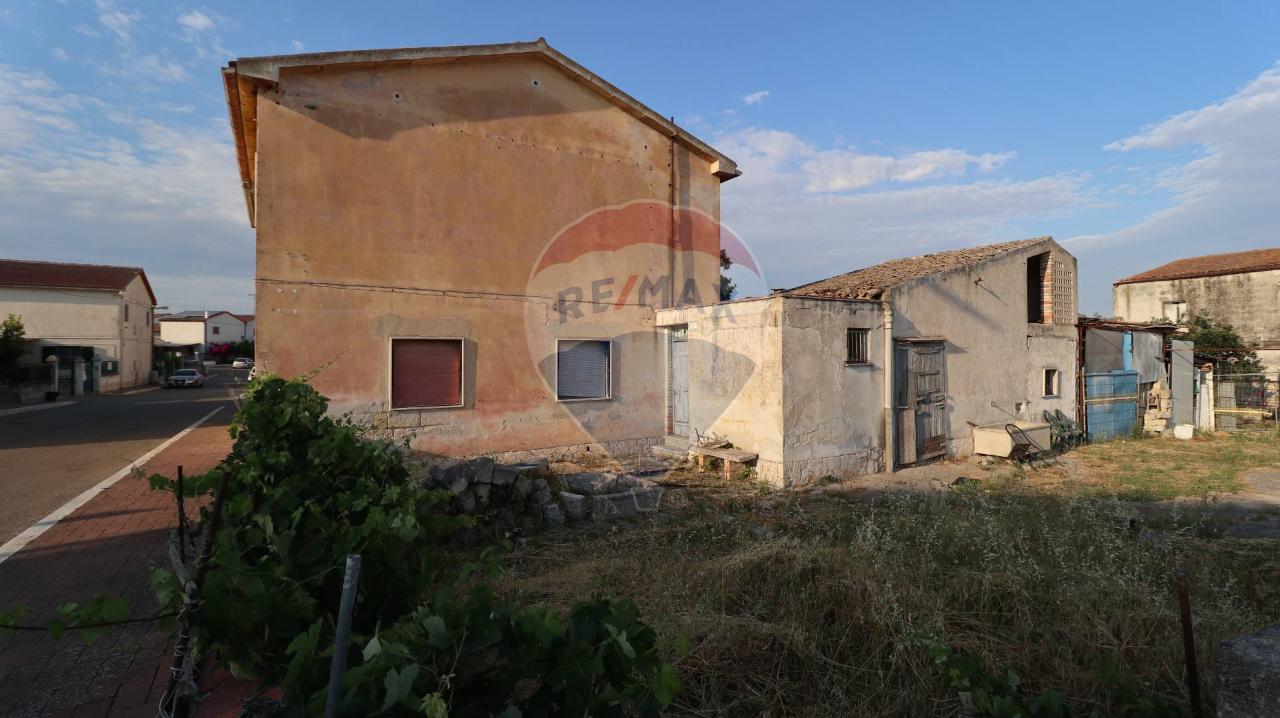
[656,237,1079,485]
[0,259,156,392]
[1113,247,1280,370]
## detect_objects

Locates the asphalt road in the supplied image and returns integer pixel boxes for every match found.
[0,369,242,545]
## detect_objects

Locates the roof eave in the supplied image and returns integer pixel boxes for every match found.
[221,39,740,222]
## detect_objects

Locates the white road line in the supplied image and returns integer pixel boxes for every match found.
[0,405,226,566]
[120,386,163,396]
[0,401,78,418]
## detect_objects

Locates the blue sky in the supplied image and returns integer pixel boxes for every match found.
[2,1,1279,314]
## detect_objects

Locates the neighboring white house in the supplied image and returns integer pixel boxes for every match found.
[157,311,248,354]
[0,258,156,392]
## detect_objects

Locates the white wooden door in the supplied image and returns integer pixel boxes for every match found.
[669,328,689,436]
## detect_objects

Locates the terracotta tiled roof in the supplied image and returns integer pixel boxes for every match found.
[785,237,1052,300]
[1115,247,1280,285]
[0,259,155,303]
[234,314,254,323]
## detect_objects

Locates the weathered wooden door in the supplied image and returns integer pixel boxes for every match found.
[669,327,689,436]
[895,341,948,466]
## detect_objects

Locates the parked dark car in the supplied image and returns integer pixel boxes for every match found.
[166,369,205,388]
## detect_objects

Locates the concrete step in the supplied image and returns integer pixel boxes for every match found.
[650,435,690,460]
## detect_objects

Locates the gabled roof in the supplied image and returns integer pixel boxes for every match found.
[0,259,155,304]
[785,237,1054,301]
[234,314,255,323]
[1115,247,1280,286]
[159,310,236,322]
[223,39,740,226]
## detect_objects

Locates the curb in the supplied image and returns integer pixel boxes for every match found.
[0,401,78,418]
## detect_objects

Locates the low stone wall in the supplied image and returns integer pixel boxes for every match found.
[413,456,664,537]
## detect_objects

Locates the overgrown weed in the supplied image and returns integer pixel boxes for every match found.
[489,482,1280,716]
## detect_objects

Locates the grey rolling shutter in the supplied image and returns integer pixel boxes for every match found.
[557,340,610,400]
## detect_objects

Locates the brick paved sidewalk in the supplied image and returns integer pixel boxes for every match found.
[0,417,234,717]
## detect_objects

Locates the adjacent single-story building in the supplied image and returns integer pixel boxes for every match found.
[1113,247,1280,370]
[656,237,1080,484]
[0,258,156,393]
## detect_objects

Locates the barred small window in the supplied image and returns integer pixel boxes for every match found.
[846,328,870,365]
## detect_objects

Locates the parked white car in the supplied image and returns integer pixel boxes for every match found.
[232,357,255,369]
[166,369,205,388]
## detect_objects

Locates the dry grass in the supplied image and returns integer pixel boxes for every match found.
[476,470,1280,716]
[1020,430,1280,500]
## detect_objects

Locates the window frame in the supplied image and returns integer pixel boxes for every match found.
[555,338,613,403]
[1042,367,1061,398]
[845,328,871,366]
[387,336,466,411]
[1162,300,1187,323]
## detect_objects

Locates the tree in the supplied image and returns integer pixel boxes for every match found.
[719,248,737,301]
[0,315,26,384]
[1179,313,1263,374]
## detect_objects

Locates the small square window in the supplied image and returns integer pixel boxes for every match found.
[212,325,220,335]
[391,338,463,409]
[1043,368,1060,397]
[557,339,611,401]
[846,328,870,365]
[1162,301,1187,323]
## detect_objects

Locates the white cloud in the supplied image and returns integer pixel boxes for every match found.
[717,127,1013,194]
[716,127,1091,292]
[95,0,141,43]
[291,39,305,52]
[52,48,70,62]
[1066,62,1280,310]
[0,64,254,312]
[177,9,214,33]
[120,53,190,82]
[741,90,770,106]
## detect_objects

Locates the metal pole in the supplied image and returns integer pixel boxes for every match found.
[175,465,186,565]
[325,554,362,718]
[1175,552,1203,718]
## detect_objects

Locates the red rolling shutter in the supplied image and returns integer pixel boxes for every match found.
[391,339,462,408]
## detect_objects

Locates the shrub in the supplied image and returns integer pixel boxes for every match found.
[151,376,678,715]
[152,376,460,681]
[286,560,679,716]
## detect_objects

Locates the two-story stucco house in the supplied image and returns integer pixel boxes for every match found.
[223,40,738,460]
[1113,247,1280,370]
[0,259,156,392]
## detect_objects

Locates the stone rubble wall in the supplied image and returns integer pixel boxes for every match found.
[413,455,664,536]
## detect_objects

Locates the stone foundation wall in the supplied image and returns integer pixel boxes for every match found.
[782,448,883,487]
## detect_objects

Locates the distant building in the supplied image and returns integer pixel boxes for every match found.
[1113,247,1280,370]
[157,311,248,354]
[235,314,255,342]
[0,258,155,392]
